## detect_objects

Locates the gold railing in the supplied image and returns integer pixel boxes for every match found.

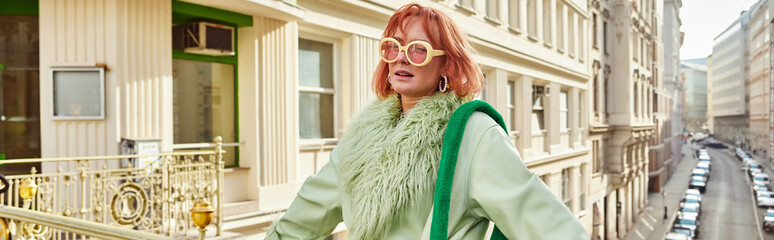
[0,137,225,239]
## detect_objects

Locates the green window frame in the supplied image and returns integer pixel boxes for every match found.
[172,1,251,168]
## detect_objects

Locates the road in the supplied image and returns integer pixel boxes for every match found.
[696,147,773,240]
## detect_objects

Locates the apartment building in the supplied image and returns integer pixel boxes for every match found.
[748,0,771,161]
[648,0,681,195]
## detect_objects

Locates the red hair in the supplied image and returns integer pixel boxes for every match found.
[372,3,483,99]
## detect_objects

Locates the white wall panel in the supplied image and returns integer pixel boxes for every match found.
[40,0,172,160]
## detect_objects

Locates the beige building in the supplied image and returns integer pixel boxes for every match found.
[709,9,750,146]
[747,0,771,160]
[0,0,673,239]
[588,0,662,239]
[649,0,680,195]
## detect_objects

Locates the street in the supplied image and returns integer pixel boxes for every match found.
[697,147,768,240]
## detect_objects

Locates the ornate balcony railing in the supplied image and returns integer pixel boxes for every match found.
[0,137,225,239]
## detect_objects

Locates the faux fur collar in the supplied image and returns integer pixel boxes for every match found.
[338,93,466,239]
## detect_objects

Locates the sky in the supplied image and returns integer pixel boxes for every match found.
[679,0,759,60]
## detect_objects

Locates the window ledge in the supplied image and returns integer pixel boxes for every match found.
[224,167,251,173]
[455,4,476,15]
[484,16,501,25]
[508,26,522,35]
[569,53,576,58]
[557,48,565,54]
[543,42,554,48]
[527,35,540,42]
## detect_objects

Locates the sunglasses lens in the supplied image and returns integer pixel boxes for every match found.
[407,43,429,64]
[380,41,400,61]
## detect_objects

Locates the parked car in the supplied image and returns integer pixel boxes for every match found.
[674,215,699,237]
[753,173,771,185]
[678,205,701,219]
[757,193,774,207]
[692,169,709,181]
[680,196,701,208]
[754,184,770,196]
[685,189,702,201]
[664,232,692,240]
[672,226,695,239]
[697,161,710,169]
[765,209,774,233]
[690,177,707,193]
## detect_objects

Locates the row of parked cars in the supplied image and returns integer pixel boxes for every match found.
[665,149,711,240]
[737,148,774,232]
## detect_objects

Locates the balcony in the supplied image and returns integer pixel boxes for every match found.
[0,138,227,239]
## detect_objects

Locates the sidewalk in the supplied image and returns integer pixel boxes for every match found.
[625,143,697,240]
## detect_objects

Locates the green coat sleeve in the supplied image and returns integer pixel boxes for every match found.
[265,149,344,240]
[466,125,589,240]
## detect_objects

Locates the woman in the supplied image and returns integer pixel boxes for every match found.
[267,3,587,239]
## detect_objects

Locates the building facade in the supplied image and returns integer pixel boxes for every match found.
[709,10,750,147]
[0,0,598,238]
[0,0,678,238]
[648,0,681,195]
[748,0,771,160]
[589,0,660,239]
[680,59,707,133]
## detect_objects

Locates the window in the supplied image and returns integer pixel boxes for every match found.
[556,2,564,50]
[509,0,521,31]
[487,0,500,22]
[632,33,638,61]
[478,73,488,101]
[568,12,575,56]
[592,140,601,173]
[173,59,237,165]
[51,68,105,119]
[562,168,572,210]
[593,75,599,114]
[532,85,545,132]
[298,38,335,139]
[592,13,598,49]
[580,164,587,211]
[458,0,475,10]
[527,0,538,38]
[603,21,608,54]
[578,18,586,61]
[542,0,551,43]
[634,83,638,117]
[507,81,517,131]
[560,90,569,130]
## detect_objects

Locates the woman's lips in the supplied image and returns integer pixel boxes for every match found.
[394,70,414,80]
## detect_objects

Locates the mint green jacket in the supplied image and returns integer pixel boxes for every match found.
[268,112,589,239]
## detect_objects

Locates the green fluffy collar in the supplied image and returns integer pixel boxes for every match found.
[338,93,466,239]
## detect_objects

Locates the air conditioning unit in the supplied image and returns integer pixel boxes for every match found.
[532,86,547,96]
[173,22,234,56]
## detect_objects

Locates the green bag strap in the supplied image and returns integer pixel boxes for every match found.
[430,100,508,240]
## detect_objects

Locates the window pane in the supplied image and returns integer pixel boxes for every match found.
[0,15,41,174]
[299,39,333,88]
[299,93,334,139]
[531,111,544,131]
[172,59,236,165]
[53,71,102,117]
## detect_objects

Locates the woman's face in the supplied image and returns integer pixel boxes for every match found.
[388,19,446,98]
